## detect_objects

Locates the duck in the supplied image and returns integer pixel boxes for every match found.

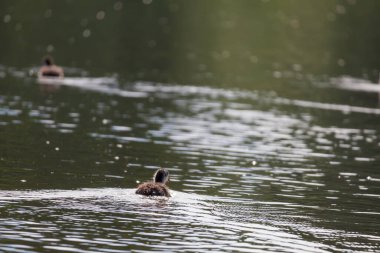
[136,168,171,197]
[38,56,64,78]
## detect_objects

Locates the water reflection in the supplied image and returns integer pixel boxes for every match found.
[331,76,380,93]
[37,77,147,98]
[1,0,380,250]
[2,72,379,251]
[0,189,334,253]
[2,1,380,86]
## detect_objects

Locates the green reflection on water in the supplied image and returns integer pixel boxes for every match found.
[1,0,380,88]
[1,1,380,252]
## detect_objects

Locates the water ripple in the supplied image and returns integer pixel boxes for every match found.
[0,189,338,253]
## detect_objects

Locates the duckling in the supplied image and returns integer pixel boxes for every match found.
[38,56,64,78]
[136,168,171,197]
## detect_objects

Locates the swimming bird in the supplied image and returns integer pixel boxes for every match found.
[136,168,171,197]
[38,56,64,78]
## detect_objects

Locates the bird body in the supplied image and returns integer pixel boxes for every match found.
[38,56,64,78]
[136,168,171,197]
[135,182,170,197]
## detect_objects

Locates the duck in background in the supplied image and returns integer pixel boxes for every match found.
[136,168,171,197]
[38,56,64,78]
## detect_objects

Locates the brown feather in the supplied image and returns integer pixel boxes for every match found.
[136,182,171,197]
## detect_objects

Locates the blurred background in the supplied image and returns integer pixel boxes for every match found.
[0,0,380,252]
[1,0,380,89]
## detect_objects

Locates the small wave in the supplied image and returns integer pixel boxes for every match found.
[38,77,147,98]
[331,76,380,93]
[0,188,334,253]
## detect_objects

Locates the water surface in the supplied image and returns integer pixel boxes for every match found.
[0,73,379,252]
[1,0,380,252]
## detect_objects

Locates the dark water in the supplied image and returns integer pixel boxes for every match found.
[1,1,380,252]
